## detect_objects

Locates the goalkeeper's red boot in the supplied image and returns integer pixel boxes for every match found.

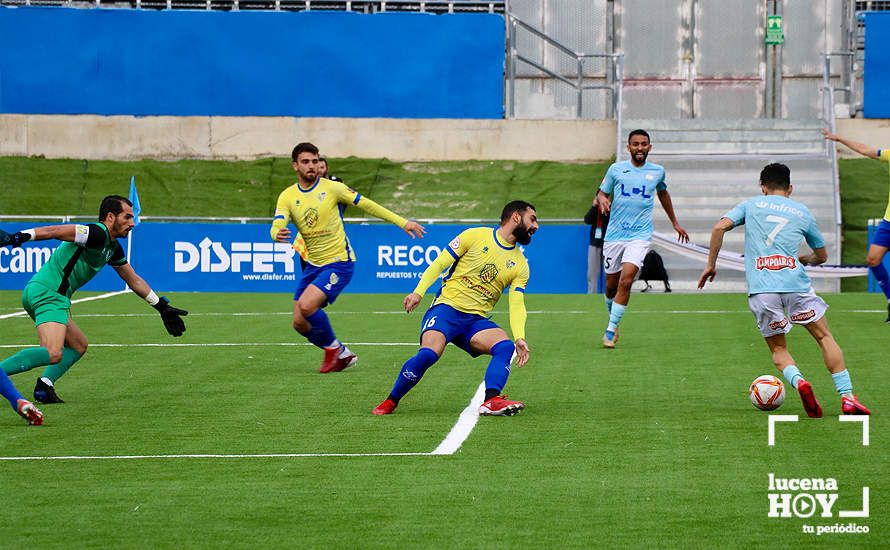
[797,380,823,418]
[16,399,44,426]
[841,395,871,415]
[478,395,525,416]
[319,347,341,374]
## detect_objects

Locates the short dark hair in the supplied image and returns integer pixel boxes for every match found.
[500,200,536,224]
[760,163,791,191]
[99,195,132,221]
[291,142,319,162]
[628,129,650,143]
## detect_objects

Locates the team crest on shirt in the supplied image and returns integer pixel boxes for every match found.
[318,192,327,202]
[479,263,499,283]
[506,259,515,269]
[303,208,319,228]
[103,250,113,261]
[449,237,461,250]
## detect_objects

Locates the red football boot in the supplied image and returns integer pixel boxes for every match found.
[319,347,341,373]
[796,380,823,418]
[372,398,397,416]
[16,399,44,426]
[478,395,525,416]
[841,395,871,415]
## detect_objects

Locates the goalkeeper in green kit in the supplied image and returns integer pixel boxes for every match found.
[0,195,188,407]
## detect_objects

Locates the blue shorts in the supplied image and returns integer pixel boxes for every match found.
[294,261,354,305]
[420,303,500,357]
[873,219,890,249]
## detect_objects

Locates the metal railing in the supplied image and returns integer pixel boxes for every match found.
[822,51,856,118]
[505,12,623,121]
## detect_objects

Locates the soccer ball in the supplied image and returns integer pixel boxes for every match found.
[748,375,785,411]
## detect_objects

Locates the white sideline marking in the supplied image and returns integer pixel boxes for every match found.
[768,415,798,446]
[430,382,486,455]
[0,290,128,319]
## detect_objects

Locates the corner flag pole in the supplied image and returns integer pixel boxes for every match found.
[126,176,141,290]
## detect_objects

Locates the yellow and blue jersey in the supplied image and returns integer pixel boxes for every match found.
[270,177,407,266]
[877,149,890,221]
[415,226,529,319]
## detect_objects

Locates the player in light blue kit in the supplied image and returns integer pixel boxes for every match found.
[698,163,870,417]
[596,129,688,348]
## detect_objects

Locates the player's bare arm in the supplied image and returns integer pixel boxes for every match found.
[513,338,530,367]
[114,263,188,337]
[698,217,735,288]
[657,189,689,243]
[821,129,879,159]
[403,292,422,313]
[403,220,426,239]
[596,190,611,215]
[274,228,292,243]
[799,247,828,266]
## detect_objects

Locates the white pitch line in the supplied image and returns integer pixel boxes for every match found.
[0,452,431,461]
[0,383,488,461]
[0,290,129,319]
[430,382,486,455]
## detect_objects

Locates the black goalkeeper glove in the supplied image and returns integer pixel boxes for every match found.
[0,230,32,248]
[153,297,188,337]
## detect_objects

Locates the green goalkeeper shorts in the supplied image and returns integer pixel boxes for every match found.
[22,282,71,327]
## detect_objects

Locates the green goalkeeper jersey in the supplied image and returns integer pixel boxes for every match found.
[30,223,128,298]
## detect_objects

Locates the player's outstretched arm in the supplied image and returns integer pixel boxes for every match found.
[698,218,734,289]
[657,189,689,243]
[0,224,83,248]
[821,129,879,159]
[347,191,426,239]
[114,264,188,337]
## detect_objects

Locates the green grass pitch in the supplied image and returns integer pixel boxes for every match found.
[0,290,885,547]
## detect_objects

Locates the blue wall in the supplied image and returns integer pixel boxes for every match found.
[0,223,588,294]
[864,12,890,118]
[0,7,504,118]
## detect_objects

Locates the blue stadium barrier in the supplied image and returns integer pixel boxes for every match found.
[0,7,504,118]
[863,12,890,118]
[0,223,587,294]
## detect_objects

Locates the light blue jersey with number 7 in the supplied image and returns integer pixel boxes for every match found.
[723,195,825,295]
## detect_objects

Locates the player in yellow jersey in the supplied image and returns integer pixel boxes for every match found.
[270,142,425,373]
[822,129,890,322]
[372,201,538,416]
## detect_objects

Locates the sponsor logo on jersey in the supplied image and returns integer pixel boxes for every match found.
[318,192,327,202]
[756,255,797,271]
[506,259,516,269]
[768,319,789,330]
[482,246,489,254]
[479,263,499,283]
[790,309,816,322]
[304,208,319,229]
[645,174,654,180]
[449,236,460,250]
[755,201,805,218]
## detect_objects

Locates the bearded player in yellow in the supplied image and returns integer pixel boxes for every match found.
[271,142,425,373]
[373,201,538,416]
